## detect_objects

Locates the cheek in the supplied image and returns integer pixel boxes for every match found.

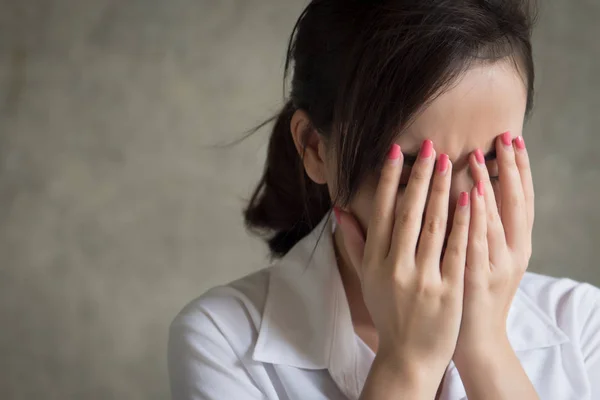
[346,180,379,234]
[346,177,409,236]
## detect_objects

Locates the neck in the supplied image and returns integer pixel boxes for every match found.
[333,227,379,352]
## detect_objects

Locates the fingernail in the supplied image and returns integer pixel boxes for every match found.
[477,180,485,196]
[333,207,342,226]
[420,139,433,159]
[459,191,469,207]
[501,131,512,147]
[388,143,401,160]
[514,136,525,150]
[474,148,485,165]
[437,154,449,174]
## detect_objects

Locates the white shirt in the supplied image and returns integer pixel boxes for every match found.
[168,216,600,399]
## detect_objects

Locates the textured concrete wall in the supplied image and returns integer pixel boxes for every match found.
[0,1,598,399]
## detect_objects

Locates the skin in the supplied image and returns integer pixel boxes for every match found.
[290,61,539,399]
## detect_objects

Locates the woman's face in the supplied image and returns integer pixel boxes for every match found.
[330,61,528,238]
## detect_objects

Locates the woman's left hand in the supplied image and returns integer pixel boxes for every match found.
[453,131,538,399]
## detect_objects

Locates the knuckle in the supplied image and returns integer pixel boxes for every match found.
[471,237,487,253]
[441,283,462,300]
[465,272,488,290]
[454,214,470,229]
[516,154,530,169]
[506,193,521,209]
[371,209,387,227]
[392,269,410,287]
[500,153,517,166]
[416,275,441,296]
[425,215,446,236]
[398,209,418,228]
[444,244,462,260]
[430,180,447,196]
[379,168,397,187]
[411,167,430,183]
[487,209,500,226]
[453,211,470,228]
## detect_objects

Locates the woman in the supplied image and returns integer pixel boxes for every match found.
[169,1,600,399]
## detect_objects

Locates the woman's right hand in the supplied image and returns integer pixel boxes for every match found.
[335,140,471,399]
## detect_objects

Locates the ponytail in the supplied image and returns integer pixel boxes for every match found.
[244,101,331,258]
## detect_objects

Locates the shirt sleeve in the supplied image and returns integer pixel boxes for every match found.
[168,309,265,400]
[580,284,600,396]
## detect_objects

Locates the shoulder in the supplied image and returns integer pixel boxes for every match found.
[168,268,279,399]
[519,272,600,338]
[169,267,273,355]
[173,267,272,321]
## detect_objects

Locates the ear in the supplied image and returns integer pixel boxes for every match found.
[290,109,328,184]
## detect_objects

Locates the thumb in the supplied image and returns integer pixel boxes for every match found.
[334,207,366,275]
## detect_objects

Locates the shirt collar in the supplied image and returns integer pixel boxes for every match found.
[252,215,361,397]
[252,214,569,394]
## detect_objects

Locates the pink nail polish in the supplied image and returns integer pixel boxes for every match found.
[477,181,485,196]
[437,154,449,173]
[333,207,342,226]
[501,131,512,147]
[388,143,401,160]
[420,139,433,159]
[459,192,469,207]
[514,136,525,150]
[474,148,485,164]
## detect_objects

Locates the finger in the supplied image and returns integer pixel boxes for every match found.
[416,153,451,274]
[363,143,404,263]
[334,208,366,280]
[441,191,470,284]
[492,178,502,217]
[513,136,535,235]
[496,131,527,249]
[390,139,436,260]
[467,182,489,275]
[469,148,505,261]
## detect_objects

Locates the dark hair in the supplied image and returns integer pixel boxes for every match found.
[244,0,537,258]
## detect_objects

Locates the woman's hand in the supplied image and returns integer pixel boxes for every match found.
[336,140,471,400]
[453,132,538,400]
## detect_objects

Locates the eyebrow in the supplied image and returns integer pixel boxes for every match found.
[401,148,497,167]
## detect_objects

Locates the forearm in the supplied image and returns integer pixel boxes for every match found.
[454,338,539,400]
[360,354,442,400]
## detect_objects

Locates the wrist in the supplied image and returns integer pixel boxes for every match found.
[452,337,539,400]
[366,353,445,398]
[372,352,424,381]
[454,334,513,372]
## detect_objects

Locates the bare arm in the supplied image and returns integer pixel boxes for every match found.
[455,338,539,400]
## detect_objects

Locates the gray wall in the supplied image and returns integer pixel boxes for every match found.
[0,1,598,399]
